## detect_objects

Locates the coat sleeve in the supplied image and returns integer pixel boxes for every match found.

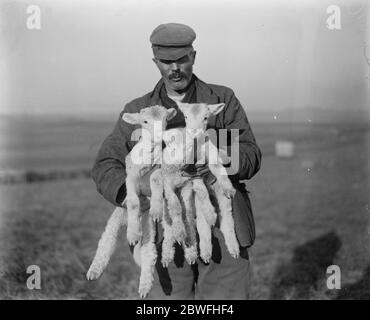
[222,90,262,181]
[91,104,136,206]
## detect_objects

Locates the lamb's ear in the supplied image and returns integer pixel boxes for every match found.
[122,112,141,124]
[176,101,190,111]
[166,108,177,120]
[208,103,225,116]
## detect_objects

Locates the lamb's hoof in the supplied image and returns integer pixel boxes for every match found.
[149,207,162,222]
[224,236,240,258]
[228,246,240,259]
[185,259,196,265]
[201,256,211,264]
[139,284,152,299]
[174,233,186,244]
[161,255,173,268]
[127,232,141,246]
[161,240,175,267]
[86,267,102,280]
[184,246,198,265]
[219,178,236,199]
[222,186,236,199]
[200,251,212,264]
[161,260,169,268]
[139,290,149,299]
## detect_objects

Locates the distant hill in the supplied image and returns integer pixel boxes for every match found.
[0,107,370,125]
[246,107,370,124]
[1,107,368,124]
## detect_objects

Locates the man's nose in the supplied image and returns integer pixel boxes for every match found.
[170,62,179,71]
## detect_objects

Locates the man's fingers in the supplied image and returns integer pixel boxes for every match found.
[198,168,210,176]
[181,171,195,177]
[139,167,151,177]
[204,172,217,186]
[218,148,231,165]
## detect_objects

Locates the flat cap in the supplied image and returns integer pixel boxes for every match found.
[150,23,196,60]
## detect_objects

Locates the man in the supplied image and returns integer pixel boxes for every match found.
[92,23,262,299]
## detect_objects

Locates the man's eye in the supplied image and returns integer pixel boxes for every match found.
[177,56,189,63]
[159,59,172,65]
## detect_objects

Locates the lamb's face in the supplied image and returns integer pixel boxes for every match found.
[177,102,225,137]
[140,106,171,143]
[122,105,177,144]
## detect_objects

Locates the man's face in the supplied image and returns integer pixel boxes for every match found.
[153,51,196,92]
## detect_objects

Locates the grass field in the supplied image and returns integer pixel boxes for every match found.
[0,117,369,299]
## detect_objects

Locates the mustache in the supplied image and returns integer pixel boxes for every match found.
[169,72,187,80]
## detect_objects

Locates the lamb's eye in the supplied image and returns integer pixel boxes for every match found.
[143,120,148,124]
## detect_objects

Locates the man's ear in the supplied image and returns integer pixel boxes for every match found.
[208,103,225,116]
[122,112,141,124]
[191,50,197,64]
[166,108,177,120]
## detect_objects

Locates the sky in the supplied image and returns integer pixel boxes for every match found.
[0,0,369,117]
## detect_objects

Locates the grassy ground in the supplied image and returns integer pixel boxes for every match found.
[0,121,369,299]
[248,134,370,299]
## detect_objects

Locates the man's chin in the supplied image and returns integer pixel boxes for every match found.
[167,79,189,92]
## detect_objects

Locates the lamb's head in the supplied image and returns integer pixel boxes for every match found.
[177,102,225,137]
[122,105,177,144]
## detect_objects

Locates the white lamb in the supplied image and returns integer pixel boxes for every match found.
[87,105,176,299]
[160,102,226,265]
[122,106,176,246]
[161,102,239,265]
[178,102,240,259]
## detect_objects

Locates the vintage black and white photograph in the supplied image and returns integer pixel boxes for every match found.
[0,0,369,301]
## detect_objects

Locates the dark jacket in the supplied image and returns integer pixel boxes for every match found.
[92,75,262,247]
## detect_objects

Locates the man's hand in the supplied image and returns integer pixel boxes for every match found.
[218,147,231,165]
[137,162,218,198]
[181,163,217,186]
[138,164,161,197]
[181,162,208,177]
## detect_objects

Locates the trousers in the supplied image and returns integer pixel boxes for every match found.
[140,228,252,300]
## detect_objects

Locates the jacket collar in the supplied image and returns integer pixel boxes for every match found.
[194,75,220,104]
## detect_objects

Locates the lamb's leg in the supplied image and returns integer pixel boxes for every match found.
[194,190,213,264]
[149,168,163,222]
[192,178,217,227]
[213,181,240,259]
[206,142,236,199]
[126,174,142,245]
[163,174,187,243]
[86,206,126,280]
[161,198,175,267]
[138,211,157,299]
[180,180,198,265]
